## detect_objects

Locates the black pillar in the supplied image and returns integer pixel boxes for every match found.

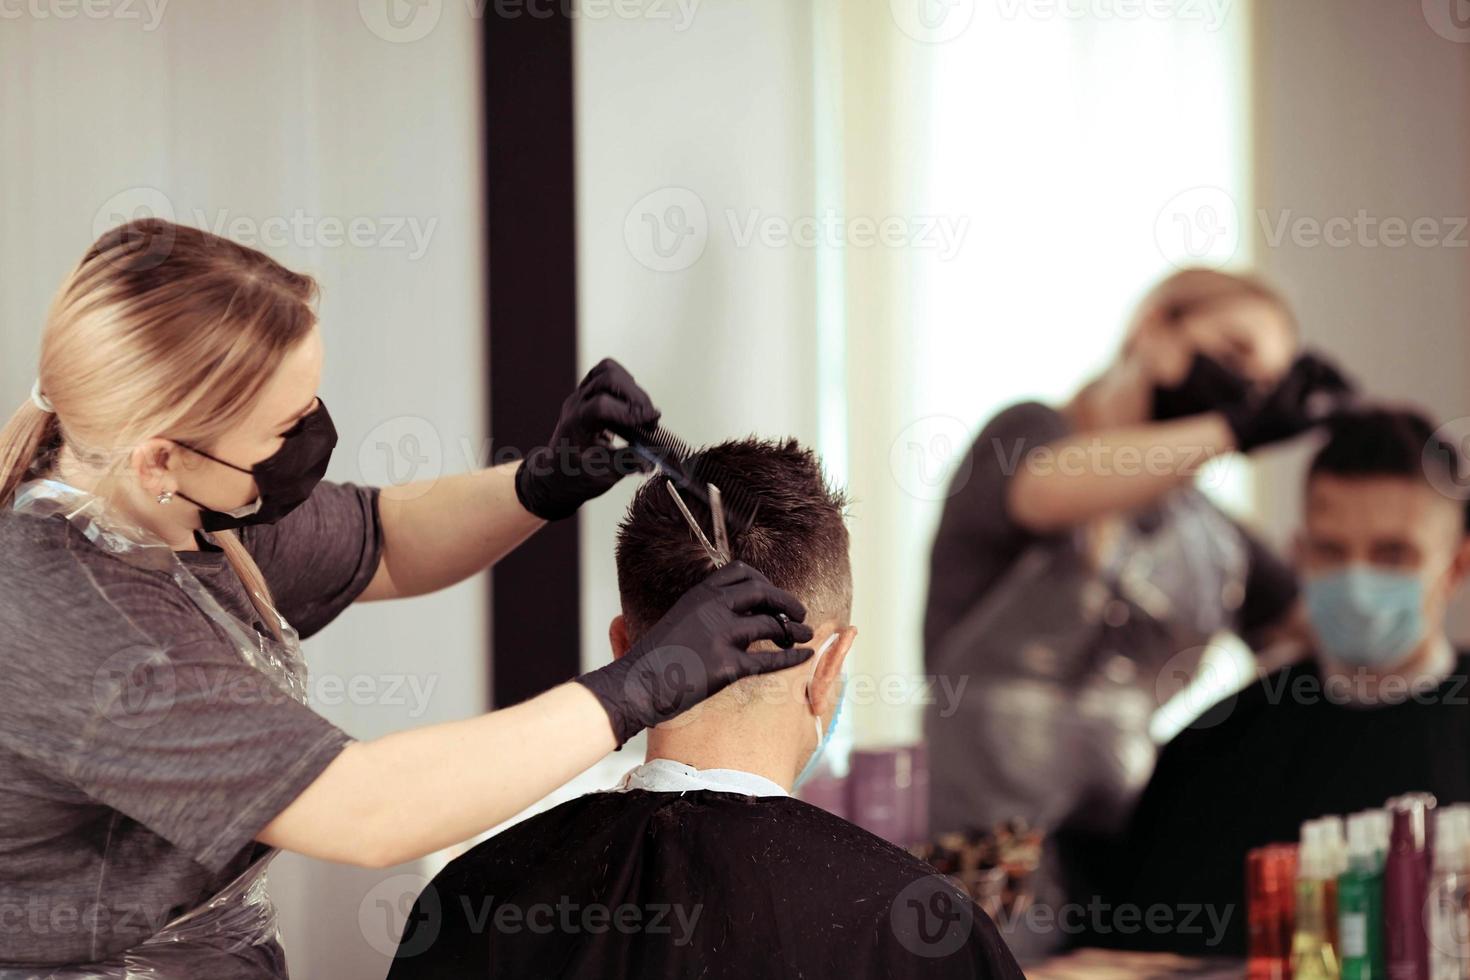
[483,7,580,708]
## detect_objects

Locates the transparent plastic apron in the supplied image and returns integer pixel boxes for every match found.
[925,489,1250,963]
[6,478,310,980]
[925,488,1250,833]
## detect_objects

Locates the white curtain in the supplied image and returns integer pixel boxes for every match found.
[825,0,1256,746]
[572,0,1256,751]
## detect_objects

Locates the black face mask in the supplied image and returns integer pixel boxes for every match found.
[1150,351,1255,422]
[172,398,338,531]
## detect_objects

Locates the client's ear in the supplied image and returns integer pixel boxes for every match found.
[1449,534,1470,590]
[609,615,631,660]
[1291,528,1307,571]
[808,626,858,717]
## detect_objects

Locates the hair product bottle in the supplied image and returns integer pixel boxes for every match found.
[1324,815,1348,951]
[1386,794,1437,980]
[1428,805,1470,980]
[1341,809,1389,980]
[1251,843,1300,980]
[1296,817,1344,979]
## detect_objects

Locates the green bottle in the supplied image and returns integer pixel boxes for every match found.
[1339,810,1387,980]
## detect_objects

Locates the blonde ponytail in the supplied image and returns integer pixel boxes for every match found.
[3,219,325,644]
[0,400,63,506]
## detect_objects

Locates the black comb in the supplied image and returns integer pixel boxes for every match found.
[613,423,761,538]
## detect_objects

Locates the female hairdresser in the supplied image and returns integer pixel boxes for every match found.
[921,268,1351,947]
[0,219,813,979]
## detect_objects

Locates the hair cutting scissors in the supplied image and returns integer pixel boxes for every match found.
[665,479,730,568]
[664,479,794,647]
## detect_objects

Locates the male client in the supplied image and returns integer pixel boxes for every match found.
[385,438,1024,979]
[1090,407,1470,955]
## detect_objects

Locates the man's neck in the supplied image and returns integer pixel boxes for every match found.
[1320,632,1457,706]
[622,758,789,798]
[647,725,800,793]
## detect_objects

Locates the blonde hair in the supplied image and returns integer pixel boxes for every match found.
[1122,266,1298,356]
[0,218,322,642]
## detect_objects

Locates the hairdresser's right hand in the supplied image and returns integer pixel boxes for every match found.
[514,358,661,522]
[576,561,816,746]
[1222,351,1355,453]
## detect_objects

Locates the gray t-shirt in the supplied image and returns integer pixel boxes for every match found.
[923,400,1299,665]
[0,479,383,974]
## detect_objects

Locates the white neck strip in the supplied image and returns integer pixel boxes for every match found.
[611,758,789,798]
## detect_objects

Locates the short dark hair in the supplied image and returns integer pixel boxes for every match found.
[1307,406,1469,532]
[615,437,852,638]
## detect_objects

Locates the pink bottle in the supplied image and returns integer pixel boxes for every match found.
[1385,793,1437,980]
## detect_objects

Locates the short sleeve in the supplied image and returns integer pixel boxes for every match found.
[922,401,1074,658]
[68,634,354,872]
[1230,517,1300,641]
[944,400,1074,546]
[242,479,384,640]
[0,567,353,875]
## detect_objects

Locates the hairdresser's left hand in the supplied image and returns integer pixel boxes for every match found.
[577,561,816,746]
[514,358,662,521]
[1223,350,1355,453]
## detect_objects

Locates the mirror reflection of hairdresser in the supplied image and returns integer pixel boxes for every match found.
[921,268,1353,954]
[0,220,816,980]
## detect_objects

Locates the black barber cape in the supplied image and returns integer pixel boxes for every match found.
[385,788,1024,979]
[1076,649,1470,957]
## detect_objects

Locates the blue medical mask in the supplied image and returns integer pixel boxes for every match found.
[794,633,846,790]
[1303,565,1427,668]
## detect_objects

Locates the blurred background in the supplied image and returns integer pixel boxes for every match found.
[3,0,1467,974]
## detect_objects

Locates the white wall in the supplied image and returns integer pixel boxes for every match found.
[1249,0,1470,635]
[0,4,488,977]
[853,0,1258,746]
[573,0,822,669]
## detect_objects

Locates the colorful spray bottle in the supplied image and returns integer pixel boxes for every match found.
[1428,804,1470,980]
[1250,843,1300,980]
[1340,809,1389,980]
[1296,816,1344,979]
[1386,793,1437,980]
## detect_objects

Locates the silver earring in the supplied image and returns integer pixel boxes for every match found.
[157,490,174,505]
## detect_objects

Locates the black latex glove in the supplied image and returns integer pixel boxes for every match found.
[1222,351,1355,453]
[577,561,817,747]
[1150,351,1253,423]
[514,358,661,521]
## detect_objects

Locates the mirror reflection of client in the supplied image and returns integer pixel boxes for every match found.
[1086,406,1470,956]
[385,438,1025,979]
